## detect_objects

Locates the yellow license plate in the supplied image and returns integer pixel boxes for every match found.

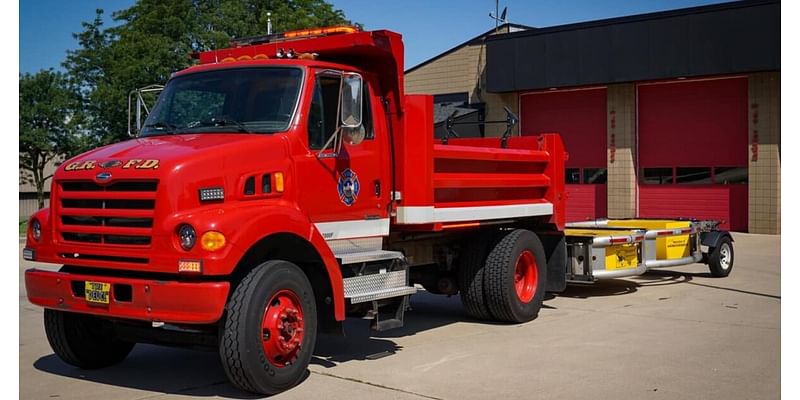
[85,281,111,305]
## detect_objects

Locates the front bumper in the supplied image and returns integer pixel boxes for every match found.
[25,269,230,324]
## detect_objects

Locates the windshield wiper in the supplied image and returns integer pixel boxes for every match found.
[186,118,251,133]
[142,121,179,135]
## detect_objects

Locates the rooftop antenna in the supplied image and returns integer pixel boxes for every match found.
[267,11,272,34]
[489,2,508,32]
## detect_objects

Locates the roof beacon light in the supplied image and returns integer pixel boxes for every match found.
[232,25,360,47]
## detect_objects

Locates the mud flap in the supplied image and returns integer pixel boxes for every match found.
[540,232,567,293]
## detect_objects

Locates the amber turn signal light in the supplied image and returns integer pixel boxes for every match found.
[201,231,226,251]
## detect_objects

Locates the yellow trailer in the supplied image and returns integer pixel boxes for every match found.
[562,227,647,282]
[566,219,734,279]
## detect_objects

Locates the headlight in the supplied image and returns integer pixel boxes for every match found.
[178,224,196,251]
[31,220,41,242]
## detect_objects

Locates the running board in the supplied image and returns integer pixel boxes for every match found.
[343,270,417,304]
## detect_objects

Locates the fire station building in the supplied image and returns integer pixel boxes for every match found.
[405,0,780,234]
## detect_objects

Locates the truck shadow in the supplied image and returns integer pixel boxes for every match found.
[34,271,768,398]
[33,346,263,399]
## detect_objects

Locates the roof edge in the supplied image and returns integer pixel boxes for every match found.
[487,0,778,42]
[404,22,534,75]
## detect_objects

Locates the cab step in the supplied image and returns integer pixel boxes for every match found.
[343,270,416,304]
[363,296,411,331]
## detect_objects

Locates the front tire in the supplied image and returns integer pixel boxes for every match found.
[483,229,547,323]
[708,237,734,277]
[219,260,317,395]
[44,309,135,369]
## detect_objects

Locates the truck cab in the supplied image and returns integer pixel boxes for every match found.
[24,27,568,395]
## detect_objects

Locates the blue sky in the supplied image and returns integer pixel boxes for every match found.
[20,0,728,74]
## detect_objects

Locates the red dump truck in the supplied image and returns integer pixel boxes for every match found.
[22,26,732,395]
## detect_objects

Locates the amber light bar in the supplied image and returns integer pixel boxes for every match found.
[231,25,360,47]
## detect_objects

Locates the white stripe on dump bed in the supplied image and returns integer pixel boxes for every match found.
[396,203,553,224]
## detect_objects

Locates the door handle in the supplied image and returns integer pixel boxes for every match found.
[374,180,381,197]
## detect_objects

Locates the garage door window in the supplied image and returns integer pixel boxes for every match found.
[641,168,673,184]
[583,168,607,184]
[641,167,748,185]
[714,167,748,184]
[565,168,607,184]
[676,167,712,184]
[566,168,580,184]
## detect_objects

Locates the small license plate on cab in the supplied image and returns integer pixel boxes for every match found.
[85,281,111,305]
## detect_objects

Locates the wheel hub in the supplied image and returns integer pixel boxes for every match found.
[261,289,305,367]
[514,250,538,303]
[720,244,731,269]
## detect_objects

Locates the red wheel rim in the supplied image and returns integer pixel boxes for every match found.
[261,289,305,367]
[514,250,538,303]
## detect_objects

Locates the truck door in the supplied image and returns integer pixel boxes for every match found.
[295,70,389,241]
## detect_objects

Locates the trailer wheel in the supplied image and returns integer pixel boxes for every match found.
[484,229,547,323]
[219,260,317,395]
[44,309,135,369]
[708,236,734,277]
[457,234,493,320]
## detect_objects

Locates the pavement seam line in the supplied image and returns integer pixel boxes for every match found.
[558,305,779,330]
[311,370,445,400]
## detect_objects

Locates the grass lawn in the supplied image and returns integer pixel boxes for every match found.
[19,218,28,237]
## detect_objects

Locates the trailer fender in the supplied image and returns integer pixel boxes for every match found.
[700,231,734,249]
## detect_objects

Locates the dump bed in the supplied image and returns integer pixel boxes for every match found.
[392,95,566,230]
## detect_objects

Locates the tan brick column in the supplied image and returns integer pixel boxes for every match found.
[606,84,637,218]
[748,72,780,234]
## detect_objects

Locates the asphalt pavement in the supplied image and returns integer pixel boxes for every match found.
[19,233,780,399]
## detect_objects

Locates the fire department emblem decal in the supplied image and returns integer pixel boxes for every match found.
[337,168,360,206]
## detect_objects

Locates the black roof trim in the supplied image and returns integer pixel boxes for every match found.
[404,22,534,75]
[487,0,778,42]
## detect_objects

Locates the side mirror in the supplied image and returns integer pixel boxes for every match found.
[340,73,362,128]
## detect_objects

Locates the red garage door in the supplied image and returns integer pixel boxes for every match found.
[520,88,607,222]
[638,77,748,231]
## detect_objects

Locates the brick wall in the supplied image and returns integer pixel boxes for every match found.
[748,72,780,234]
[606,84,637,218]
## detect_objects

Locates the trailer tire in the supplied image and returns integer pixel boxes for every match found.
[457,234,493,320]
[219,260,317,395]
[708,236,734,277]
[44,309,135,369]
[484,229,547,323]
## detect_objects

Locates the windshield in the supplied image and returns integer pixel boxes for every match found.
[140,67,303,136]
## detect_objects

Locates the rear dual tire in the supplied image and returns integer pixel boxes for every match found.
[458,229,547,323]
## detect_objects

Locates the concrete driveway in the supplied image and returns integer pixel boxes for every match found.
[19,233,780,399]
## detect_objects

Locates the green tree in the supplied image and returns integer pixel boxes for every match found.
[65,0,354,144]
[19,70,87,209]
